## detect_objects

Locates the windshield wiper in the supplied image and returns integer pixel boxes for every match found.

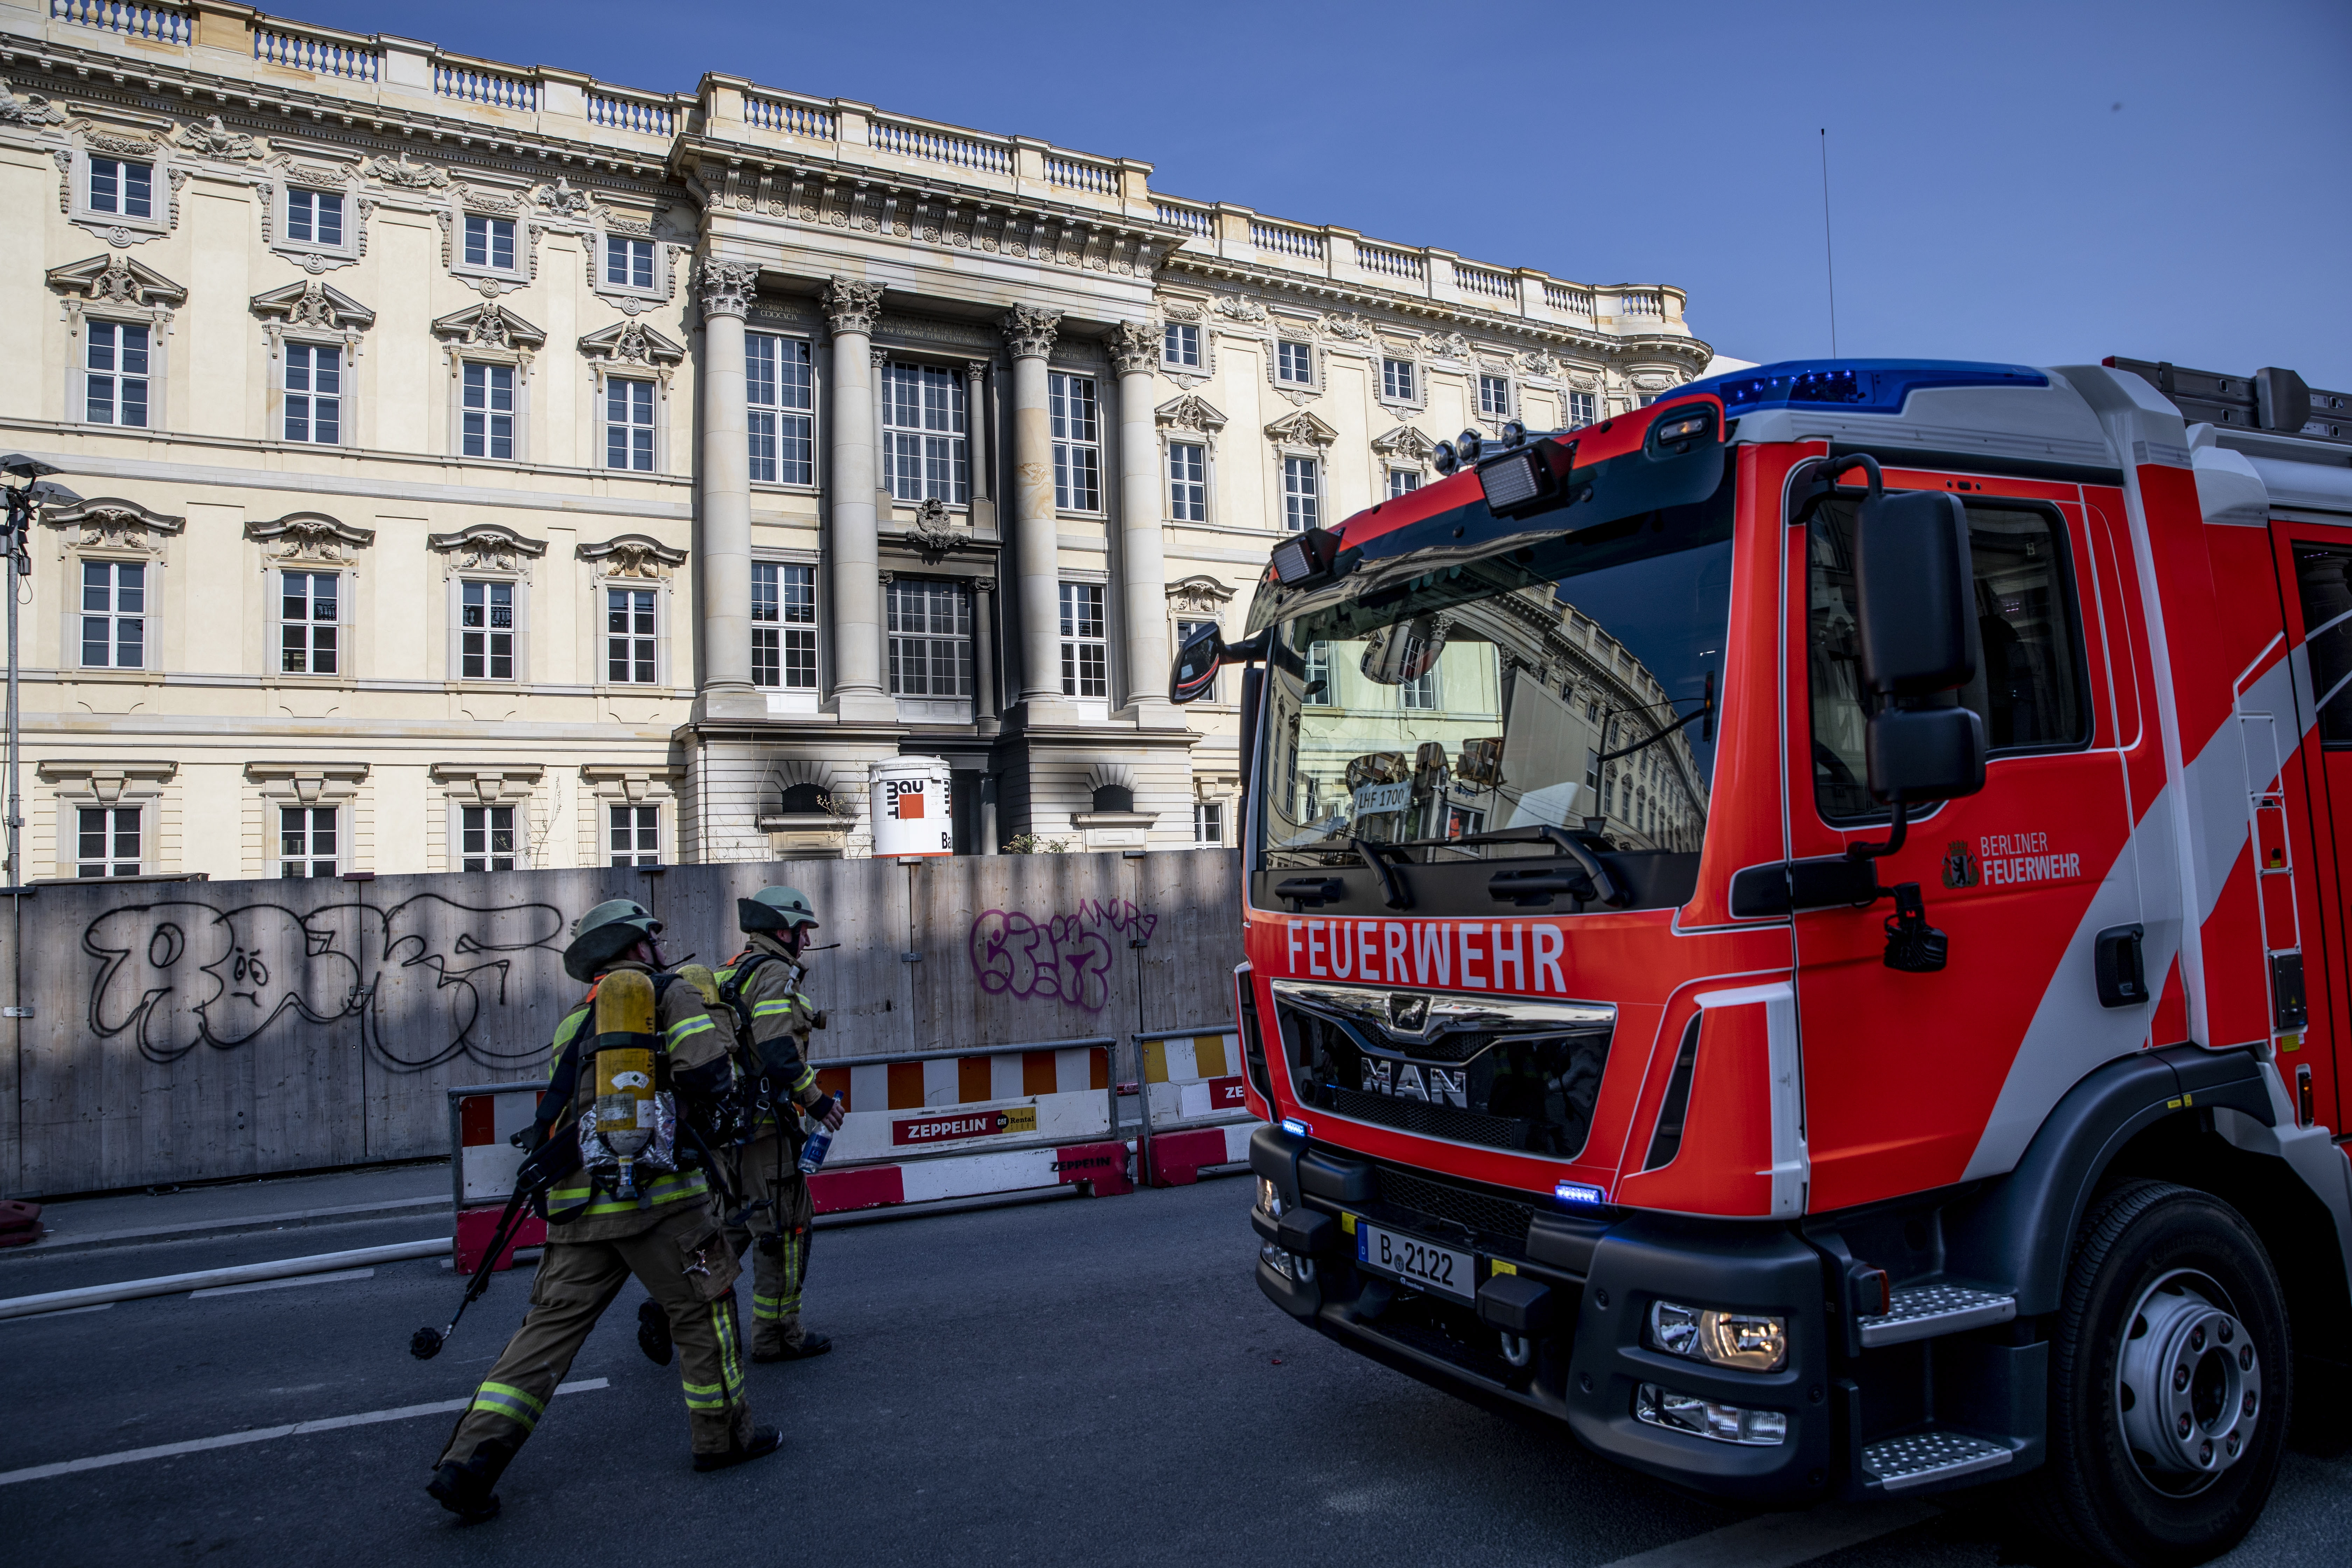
[1444,826,1630,908]
[1350,836,1413,911]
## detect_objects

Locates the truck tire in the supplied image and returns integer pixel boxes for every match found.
[2029,1179,2290,1568]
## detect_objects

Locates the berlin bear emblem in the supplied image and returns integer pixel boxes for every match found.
[1942,840,1981,889]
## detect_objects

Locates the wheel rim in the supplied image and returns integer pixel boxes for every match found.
[2114,1268,2261,1496]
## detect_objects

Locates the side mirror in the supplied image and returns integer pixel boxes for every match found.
[1854,489,1979,700]
[1170,621,1226,705]
[1866,706,1986,804]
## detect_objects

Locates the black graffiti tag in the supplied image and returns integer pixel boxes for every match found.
[84,895,566,1072]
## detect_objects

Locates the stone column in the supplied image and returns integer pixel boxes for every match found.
[964,359,992,505]
[1002,303,1070,720]
[972,575,999,732]
[822,276,895,722]
[1108,320,1172,724]
[694,257,761,716]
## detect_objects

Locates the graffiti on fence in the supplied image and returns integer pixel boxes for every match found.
[84,895,568,1071]
[967,898,1159,1013]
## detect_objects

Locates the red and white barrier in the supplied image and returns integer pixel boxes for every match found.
[1135,1029,1259,1185]
[447,1082,547,1273]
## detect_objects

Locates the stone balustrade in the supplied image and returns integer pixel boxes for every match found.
[20,1,1696,342]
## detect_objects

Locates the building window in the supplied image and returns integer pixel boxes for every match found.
[460,580,514,680]
[1388,469,1421,499]
[279,806,337,878]
[606,587,658,684]
[1168,442,1207,522]
[287,189,344,247]
[284,344,341,444]
[604,235,654,290]
[1163,322,1200,368]
[1060,582,1108,699]
[1303,640,1332,706]
[462,363,514,460]
[1479,375,1511,421]
[610,804,659,867]
[279,571,339,675]
[886,579,972,697]
[1050,372,1101,512]
[463,214,516,272]
[1194,800,1224,846]
[88,158,152,218]
[1382,358,1415,400]
[84,322,149,427]
[604,378,654,471]
[752,562,817,691]
[883,363,968,504]
[1568,391,1597,427]
[80,561,145,668]
[1282,456,1320,532]
[747,334,813,485]
[460,804,516,873]
[1276,340,1313,386]
[1401,657,1441,710]
[77,806,141,877]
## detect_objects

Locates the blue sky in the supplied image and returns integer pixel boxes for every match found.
[304,0,2350,387]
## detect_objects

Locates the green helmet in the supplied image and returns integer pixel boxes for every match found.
[565,897,663,982]
[737,884,819,935]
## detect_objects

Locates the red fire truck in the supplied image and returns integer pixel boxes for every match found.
[1169,357,2352,1566]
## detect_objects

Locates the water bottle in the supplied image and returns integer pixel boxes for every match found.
[796,1094,839,1176]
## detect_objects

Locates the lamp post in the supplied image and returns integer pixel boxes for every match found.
[0,456,80,891]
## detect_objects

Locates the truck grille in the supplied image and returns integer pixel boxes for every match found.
[1275,983,1611,1158]
[1331,1086,1541,1151]
[1374,1164,1537,1251]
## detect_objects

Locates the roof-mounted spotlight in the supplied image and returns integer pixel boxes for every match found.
[1431,440,1460,476]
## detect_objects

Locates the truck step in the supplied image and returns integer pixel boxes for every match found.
[1858,1282,2016,1348]
[1862,1429,2014,1492]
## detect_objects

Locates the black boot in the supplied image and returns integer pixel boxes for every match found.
[426,1461,501,1522]
[692,1426,782,1473]
[756,1330,832,1363]
[636,1298,674,1366]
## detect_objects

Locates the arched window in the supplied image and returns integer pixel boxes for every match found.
[1091,783,1134,813]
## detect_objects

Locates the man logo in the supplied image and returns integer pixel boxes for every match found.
[1387,993,1429,1033]
[1942,841,1981,890]
[1359,1055,1469,1108]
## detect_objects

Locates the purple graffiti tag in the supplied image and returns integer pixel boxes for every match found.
[967,899,1147,1013]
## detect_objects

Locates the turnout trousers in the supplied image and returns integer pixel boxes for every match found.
[438,1200,751,1479]
[721,1124,814,1357]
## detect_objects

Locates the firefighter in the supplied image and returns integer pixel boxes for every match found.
[715,885,846,1363]
[426,899,777,1522]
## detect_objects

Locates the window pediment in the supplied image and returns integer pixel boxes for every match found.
[1156,392,1227,434]
[1264,409,1338,450]
[579,533,687,580]
[1371,424,1437,464]
[246,511,374,563]
[44,496,184,556]
[578,320,685,373]
[251,279,374,334]
[429,523,547,578]
[432,303,547,352]
[47,253,187,310]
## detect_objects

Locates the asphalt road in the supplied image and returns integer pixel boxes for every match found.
[3,1179,2347,1568]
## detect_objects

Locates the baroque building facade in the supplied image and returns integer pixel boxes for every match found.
[0,0,1710,877]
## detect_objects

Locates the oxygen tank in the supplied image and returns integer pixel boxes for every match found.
[592,968,659,1199]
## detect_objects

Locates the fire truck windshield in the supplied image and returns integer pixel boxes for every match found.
[1256,470,1734,906]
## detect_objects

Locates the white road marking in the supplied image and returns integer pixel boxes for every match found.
[13,1302,115,1319]
[1588,1500,1939,1568]
[189,1267,375,1298]
[0,1378,610,1487]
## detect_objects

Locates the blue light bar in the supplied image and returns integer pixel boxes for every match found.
[1662,358,2047,419]
[1555,1181,1608,1206]
[1281,1117,1313,1139]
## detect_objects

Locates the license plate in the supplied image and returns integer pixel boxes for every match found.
[1356,1221,1474,1303]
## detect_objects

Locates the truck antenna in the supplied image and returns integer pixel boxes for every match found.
[1819,128,1839,358]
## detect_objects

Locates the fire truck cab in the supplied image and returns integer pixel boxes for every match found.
[1177,357,2352,1566]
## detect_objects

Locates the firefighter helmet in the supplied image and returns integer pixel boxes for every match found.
[564,897,664,982]
[737,884,819,935]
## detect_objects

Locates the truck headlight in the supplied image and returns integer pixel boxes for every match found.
[1647,1300,1788,1372]
[1255,1177,1283,1219]
[1635,1382,1788,1446]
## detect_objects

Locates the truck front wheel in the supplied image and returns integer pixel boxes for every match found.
[2030,1179,2290,1568]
